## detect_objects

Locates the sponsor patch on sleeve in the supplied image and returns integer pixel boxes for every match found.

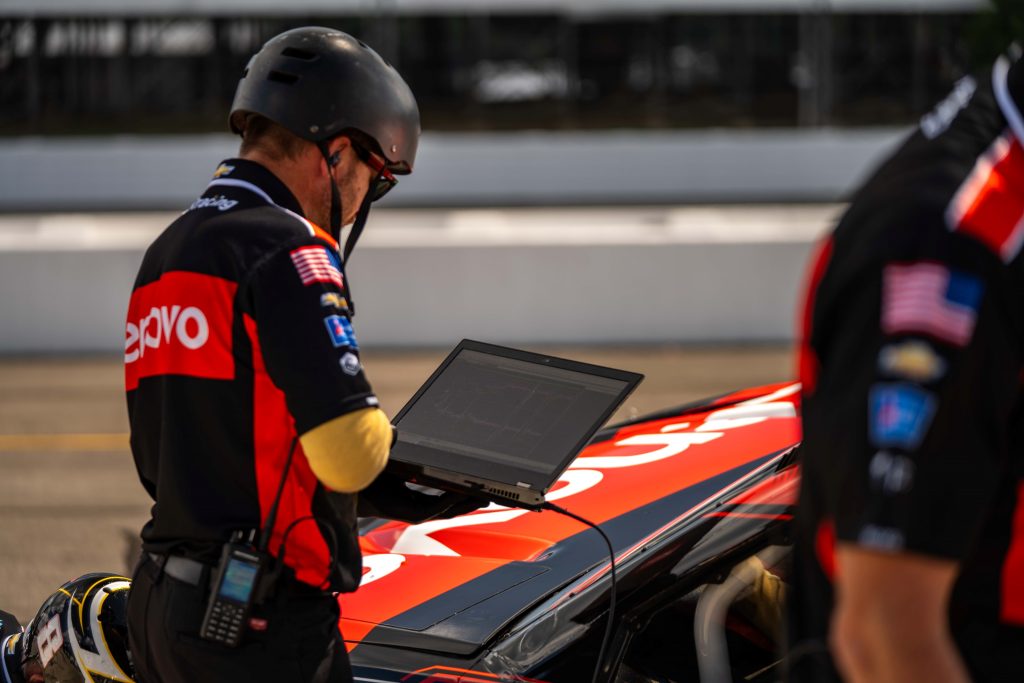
[324,315,358,349]
[319,292,350,311]
[857,524,905,551]
[869,383,937,450]
[881,262,983,347]
[290,246,344,289]
[877,340,946,382]
[3,632,22,656]
[340,351,361,376]
[868,450,916,494]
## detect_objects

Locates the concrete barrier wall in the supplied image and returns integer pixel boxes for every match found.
[1,129,896,352]
[0,129,906,210]
[0,205,839,353]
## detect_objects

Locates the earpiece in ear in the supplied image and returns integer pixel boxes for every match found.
[327,151,341,167]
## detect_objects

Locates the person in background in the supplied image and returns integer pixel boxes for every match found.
[787,46,1024,682]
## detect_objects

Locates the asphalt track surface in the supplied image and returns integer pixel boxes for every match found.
[0,345,792,624]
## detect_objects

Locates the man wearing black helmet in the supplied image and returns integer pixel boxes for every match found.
[124,27,475,683]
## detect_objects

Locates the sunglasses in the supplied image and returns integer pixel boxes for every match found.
[352,143,398,202]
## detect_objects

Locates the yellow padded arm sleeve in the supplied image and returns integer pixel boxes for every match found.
[299,407,391,493]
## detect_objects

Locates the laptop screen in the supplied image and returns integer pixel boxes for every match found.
[390,341,642,493]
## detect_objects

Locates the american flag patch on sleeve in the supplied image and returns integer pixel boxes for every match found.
[289,246,344,289]
[881,262,983,347]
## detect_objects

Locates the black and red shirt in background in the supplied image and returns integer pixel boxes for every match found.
[126,159,376,592]
[789,54,1024,682]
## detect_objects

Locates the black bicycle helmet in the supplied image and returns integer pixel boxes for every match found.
[21,573,134,683]
[230,26,420,174]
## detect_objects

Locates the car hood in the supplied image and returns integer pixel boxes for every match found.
[341,382,801,655]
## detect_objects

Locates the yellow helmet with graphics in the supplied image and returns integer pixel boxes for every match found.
[21,574,134,683]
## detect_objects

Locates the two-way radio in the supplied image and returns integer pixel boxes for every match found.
[199,538,267,647]
[199,437,298,647]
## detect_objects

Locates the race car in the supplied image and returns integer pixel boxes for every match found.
[342,382,802,683]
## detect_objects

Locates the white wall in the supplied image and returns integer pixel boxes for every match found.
[0,128,901,352]
[0,205,839,353]
[0,129,907,211]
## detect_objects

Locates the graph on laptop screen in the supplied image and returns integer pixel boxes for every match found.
[393,346,635,492]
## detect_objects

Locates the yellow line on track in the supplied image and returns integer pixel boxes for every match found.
[0,433,129,452]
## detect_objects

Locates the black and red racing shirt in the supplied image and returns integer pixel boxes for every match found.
[126,159,376,592]
[789,54,1024,681]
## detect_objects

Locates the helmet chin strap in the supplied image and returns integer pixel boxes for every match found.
[315,140,377,259]
[317,142,344,242]
[337,182,376,317]
[316,141,379,317]
[343,185,375,263]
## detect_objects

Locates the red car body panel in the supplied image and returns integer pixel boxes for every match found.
[340,382,802,653]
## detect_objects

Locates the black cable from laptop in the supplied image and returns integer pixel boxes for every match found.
[277,514,339,591]
[259,436,299,553]
[542,502,617,683]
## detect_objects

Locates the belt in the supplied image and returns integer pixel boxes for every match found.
[147,552,208,587]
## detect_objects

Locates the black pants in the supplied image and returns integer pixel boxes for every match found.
[128,554,353,683]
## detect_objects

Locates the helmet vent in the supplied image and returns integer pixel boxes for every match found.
[267,70,299,85]
[281,47,317,61]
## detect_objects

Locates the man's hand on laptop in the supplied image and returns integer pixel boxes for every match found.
[357,472,487,524]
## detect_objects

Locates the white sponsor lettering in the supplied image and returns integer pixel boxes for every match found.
[360,553,406,587]
[125,323,140,363]
[142,308,160,352]
[159,305,181,343]
[858,524,905,551]
[868,450,915,494]
[696,402,797,432]
[569,431,722,470]
[189,195,239,212]
[364,385,802,582]
[921,75,976,140]
[125,305,209,362]
[176,307,209,349]
[389,469,605,557]
[35,615,62,668]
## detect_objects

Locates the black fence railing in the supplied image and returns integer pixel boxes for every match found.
[0,12,983,135]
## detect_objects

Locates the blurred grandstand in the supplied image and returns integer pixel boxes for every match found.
[0,0,999,209]
[0,0,994,135]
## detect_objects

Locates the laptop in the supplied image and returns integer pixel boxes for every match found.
[386,339,644,510]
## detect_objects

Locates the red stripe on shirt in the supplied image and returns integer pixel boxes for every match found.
[244,314,331,588]
[1000,480,1024,625]
[947,132,1024,262]
[124,271,236,391]
[816,518,837,582]
[309,222,339,251]
[797,237,834,395]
